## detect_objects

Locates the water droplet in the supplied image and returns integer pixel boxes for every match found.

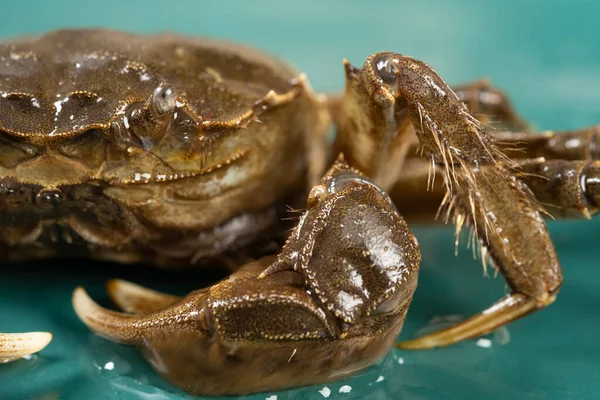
[318,386,331,398]
[339,385,352,393]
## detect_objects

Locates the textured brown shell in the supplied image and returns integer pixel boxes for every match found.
[0,29,299,138]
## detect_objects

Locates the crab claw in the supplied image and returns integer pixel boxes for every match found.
[0,332,52,363]
[72,158,421,396]
[72,286,204,345]
[73,261,338,395]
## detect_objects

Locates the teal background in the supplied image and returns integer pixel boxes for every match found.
[1,1,599,399]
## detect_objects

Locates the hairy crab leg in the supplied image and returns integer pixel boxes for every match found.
[106,279,181,314]
[437,79,600,161]
[335,52,519,195]
[0,332,52,363]
[388,160,446,224]
[327,78,527,157]
[335,52,562,348]
[490,126,600,161]
[391,158,600,222]
[72,159,421,396]
[517,159,600,219]
[398,165,562,348]
[405,126,600,163]
[331,59,420,191]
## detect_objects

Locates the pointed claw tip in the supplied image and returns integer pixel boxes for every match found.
[72,285,88,302]
[343,59,359,78]
[36,331,53,341]
[71,284,141,345]
[72,286,99,323]
[33,332,53,349]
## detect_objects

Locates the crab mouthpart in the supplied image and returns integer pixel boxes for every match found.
[116,150,248,185]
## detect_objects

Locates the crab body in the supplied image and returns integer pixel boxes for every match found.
[0,30,319,265]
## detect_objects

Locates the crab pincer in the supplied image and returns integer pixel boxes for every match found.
[73,158,420,395]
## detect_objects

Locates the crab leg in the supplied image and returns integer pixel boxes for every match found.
[328,78,528,160]
[335,52,563,347]
[398,166,562,348]
[403,126,600,164]
[442,80,600,161]
[490,126,600,161]
[399,294,537,349]
[0,332,52,363]
[390,158,600,222]
[331,59,420,191]
[517,159,600,219]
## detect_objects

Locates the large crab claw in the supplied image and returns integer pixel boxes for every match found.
[73,158,421,396]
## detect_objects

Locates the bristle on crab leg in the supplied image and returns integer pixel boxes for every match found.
[0,332,52,363]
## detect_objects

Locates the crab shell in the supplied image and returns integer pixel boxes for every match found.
[0,29,326,264]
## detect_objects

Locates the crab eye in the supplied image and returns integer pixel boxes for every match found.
[151,84,176,117]
[374,53,399,84]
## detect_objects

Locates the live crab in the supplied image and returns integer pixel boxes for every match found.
[0,29,598,395]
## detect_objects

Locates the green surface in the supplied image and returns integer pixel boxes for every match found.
[1,1,600,399]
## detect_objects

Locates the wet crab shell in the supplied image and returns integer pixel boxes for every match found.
[0,29,298,137]
[0,30,326,264]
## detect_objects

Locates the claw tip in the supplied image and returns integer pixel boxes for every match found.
[72,285,86,298]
